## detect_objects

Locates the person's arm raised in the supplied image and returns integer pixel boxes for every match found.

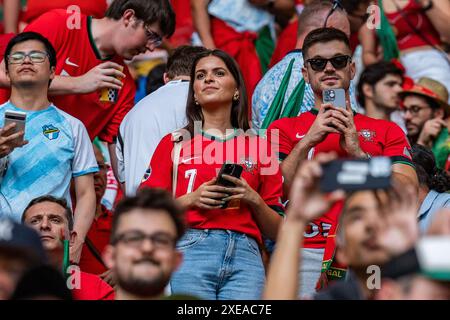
[264,153,344,299]
[190,0,216,49]
[417,0,450,42]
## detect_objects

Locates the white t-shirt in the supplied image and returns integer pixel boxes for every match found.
[116,80,189,195]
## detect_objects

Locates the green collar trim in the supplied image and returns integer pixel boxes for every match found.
[87,16,113,61]
[201,128,238,142]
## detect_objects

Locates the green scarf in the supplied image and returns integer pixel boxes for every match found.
[260,58,306,130]
[376,0,400,61]
[255,25,275,74]
[432,128,450,170]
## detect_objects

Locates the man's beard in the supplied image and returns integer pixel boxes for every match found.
[117,262,170,297]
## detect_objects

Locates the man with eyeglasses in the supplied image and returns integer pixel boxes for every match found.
[0,32,98,265]
[22,195,115,300]
[0,0,175,187]
[400,77,450,170]
[102,188,185,300]
[268,27,418,297]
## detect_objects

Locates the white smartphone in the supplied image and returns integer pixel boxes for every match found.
[4,110,27,142]
[323,88,346,109]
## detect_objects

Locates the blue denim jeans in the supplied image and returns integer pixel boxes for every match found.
[169,229,265,300]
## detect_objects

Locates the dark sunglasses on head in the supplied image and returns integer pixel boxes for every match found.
[323,0,344,27]
[306,55,352,71]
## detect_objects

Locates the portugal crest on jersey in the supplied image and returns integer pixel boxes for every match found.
[42,125,60,140]
[358,129,376,142]
[241,157,257,174]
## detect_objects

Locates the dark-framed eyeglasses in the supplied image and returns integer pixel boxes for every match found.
[113,231,176,249]
[323,0,344,28]
[144,25,163,47]
[401,105,432,116]
[7,50,49,64]
[306,55,352,72]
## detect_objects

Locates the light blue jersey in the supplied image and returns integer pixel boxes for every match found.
[252,50,358,130]
[208,0,273,33]
[0,102,98,221]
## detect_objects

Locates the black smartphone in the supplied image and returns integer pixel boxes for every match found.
[216,163,243,187]
[320,157,392,193]
[216,163,243,208]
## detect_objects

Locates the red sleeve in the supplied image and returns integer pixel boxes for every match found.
[258,138,285,215]
[139,134,174,192]
[267,118,295,161]
[382,122,414,166]
[98,65,136,143]
[24,10,66,50]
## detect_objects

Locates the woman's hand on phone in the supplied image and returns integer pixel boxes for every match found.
[185,178,230,210]
[0,122,28,158]
[221,175,262,208]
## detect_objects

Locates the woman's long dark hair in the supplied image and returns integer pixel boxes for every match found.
[184,49,250,136]
[411,144,450,193]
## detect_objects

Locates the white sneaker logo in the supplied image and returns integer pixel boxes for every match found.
[65,57,79,67]
[296,133,306,139]
[181,156,200,164]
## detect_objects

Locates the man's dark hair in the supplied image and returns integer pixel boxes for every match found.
[106,0,176,37]
[166,46,208,80]
[302,27,350,58]
[412,144,450,193]
[112,188,185,243]
[4,32,57,71]
[357,61,404,107]
[146,63,166,95]
[22,196,74,231]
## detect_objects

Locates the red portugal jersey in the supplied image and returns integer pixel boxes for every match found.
[0,33,14,105]
[24,10,136,143]
[71,270,114,300]
[140,131,285,244]
[79,205,113,275]
[22,0,108,24]
[268,109,414,248]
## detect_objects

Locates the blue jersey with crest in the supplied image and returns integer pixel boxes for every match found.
[0,101,98,221]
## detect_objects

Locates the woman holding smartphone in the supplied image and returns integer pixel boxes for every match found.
[140,49,284,300]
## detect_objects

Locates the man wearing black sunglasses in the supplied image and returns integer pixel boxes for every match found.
[252,0,353,130]
[268,27,418,297]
